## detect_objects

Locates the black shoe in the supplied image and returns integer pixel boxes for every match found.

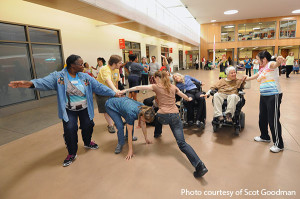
[187,121,194,126]
[196,120,205,129]
[154,134,162,138]
[193,162,208,178]
[63,154,77,167]
[84,141,99,149]
[225,113,233,123]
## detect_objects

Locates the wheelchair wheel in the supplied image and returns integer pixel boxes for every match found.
[240,112,245,129]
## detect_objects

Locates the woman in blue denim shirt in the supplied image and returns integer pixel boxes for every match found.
[105,97,155,160]
[9,54,119,167]
[124,71,208,178]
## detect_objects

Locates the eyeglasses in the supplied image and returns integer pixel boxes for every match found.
[74,62,83,66]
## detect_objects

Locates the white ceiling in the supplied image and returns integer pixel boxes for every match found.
[181,0,300,24]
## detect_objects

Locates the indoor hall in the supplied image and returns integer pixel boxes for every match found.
[1,0,300,198]
[1,68,300,199]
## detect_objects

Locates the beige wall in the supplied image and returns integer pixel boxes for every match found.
[0,0,191,69]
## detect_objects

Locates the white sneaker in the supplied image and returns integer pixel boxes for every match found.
[270,145,284,153]
[254,136,271,143]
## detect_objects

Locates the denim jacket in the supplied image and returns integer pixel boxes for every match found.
[31,68,115,122]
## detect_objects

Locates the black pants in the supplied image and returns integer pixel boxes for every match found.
[259,94,284,149]
[184,90,206,122]
[141,74,148,85]
[246,68,251,77]
[63,109,94,155]
[286,65,293,78]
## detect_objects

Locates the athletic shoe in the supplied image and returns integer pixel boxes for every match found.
[254,136,271,143]
[84,141,99,149]
[107,125,116,133]
[194,162,208,178]
[270,145,284,153]
[115,144,123,154]
[63,154,77,167]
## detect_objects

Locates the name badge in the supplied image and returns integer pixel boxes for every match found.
[71,80,78,84]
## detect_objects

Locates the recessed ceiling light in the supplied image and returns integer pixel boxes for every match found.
[224,10,238,15]
[259,23,262,24]
[224,25,234,28]
[225,49,227,51]
[292,9,300,14]
[211,20,216,22]
[253,27,260,30]
[221,33,228,35]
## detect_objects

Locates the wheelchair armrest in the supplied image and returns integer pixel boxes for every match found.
[238,91,245,95]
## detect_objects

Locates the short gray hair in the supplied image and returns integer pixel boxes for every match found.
[225,66,236,75]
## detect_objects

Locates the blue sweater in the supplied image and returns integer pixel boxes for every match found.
[176,75,201,91]
[31,68,115,122]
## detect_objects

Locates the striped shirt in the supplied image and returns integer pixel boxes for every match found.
[257,62,282,96]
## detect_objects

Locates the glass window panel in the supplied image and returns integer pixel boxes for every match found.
[125,41,131,49]
[0,43,35,107]
[288,20,296,38]
[238,24,246,41]
[221,25,235,42]
[31,44,63,98]
[280,20,296,38]
[0,23,26,41]
[29,27,59,43]
[132,42,140,49]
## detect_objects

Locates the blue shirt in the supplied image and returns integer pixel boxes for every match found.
[141,63,149,75]
[31,68,115,122]
[244,60,252,69]
[105,97,143,125]
[175,75,201,91]
[66,72,87,105]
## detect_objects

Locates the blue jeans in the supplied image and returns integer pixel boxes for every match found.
[63,108,95,155]
[105,106,134,146]
[156,113,202,168]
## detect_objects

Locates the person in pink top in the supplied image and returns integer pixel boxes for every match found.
[124,71,208,178]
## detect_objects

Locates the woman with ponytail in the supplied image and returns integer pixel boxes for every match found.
[124,71,208,178]
[105,97,155,160]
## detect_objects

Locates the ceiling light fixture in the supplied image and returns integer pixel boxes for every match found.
[211,20,216,22]
[253,27,260,30]
[292,9,300,14]
[224,10,238,15]
[224,25,234,28]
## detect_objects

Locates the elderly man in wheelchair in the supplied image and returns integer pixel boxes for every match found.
[202,66,247,134]
[173,73,206,129]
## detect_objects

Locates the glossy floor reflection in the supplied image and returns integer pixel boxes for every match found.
[0,68,299,199]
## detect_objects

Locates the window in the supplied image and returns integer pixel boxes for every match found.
[0,22,63,107]
[122,41,141,62]
[238,22,276,41]
[280,20,296,38]
[221,25,235,42]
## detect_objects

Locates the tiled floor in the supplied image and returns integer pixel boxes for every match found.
[0,68,299,199]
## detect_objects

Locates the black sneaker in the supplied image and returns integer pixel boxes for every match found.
[63,154,77,167]
[84,141,99,149]
[193,162,208,178]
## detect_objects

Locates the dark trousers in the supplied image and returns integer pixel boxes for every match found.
[141,74,148,85]
[154,115,163,137]
[156,113,203,168]
[259,94,284,149]
[246,68,251,77]
[184,91,206,122]
[63,109,94,155]
[286,65,293,77]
